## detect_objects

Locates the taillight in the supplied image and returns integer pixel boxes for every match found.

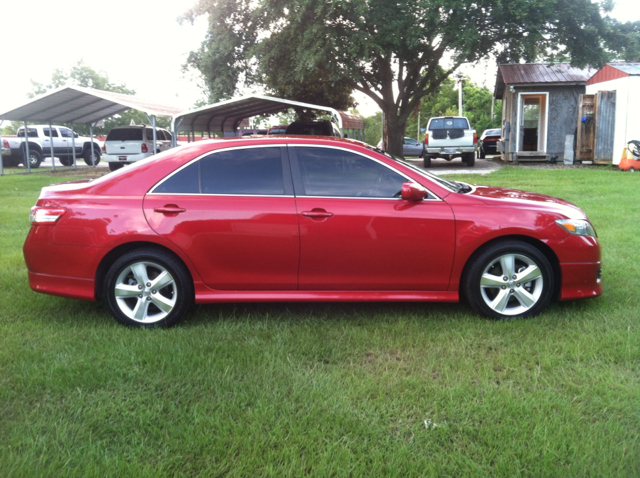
[141,143,148,153]
[424,133,429,146]
[473,132,478,144]
[102,143,106,153]
[29,207,67,225]
[2,139,9,148]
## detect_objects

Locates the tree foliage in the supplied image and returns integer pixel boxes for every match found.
[183,0,640,156]
[28,60,170,135]
[365,78,501,146]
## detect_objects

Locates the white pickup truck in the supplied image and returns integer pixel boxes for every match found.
[2,125,101,168]
[423,116,477,167]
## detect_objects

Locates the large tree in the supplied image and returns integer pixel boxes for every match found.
[182,0,639,156]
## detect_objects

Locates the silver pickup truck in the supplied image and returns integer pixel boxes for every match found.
[423,116,477,167]
[2,125,101,169]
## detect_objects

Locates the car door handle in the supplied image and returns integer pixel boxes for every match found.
[302,209,333,218]
[154,205,186,215]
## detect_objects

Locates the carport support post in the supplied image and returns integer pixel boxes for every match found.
[0,120,4,176]
[89,124,95,167]
[145,114,157,154]
[71,125,77,169]
[24,121,31,173]
[49,123,56,171]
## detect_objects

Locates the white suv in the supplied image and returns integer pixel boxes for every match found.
[102,125,173,171]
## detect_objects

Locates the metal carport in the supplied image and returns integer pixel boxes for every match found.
[172,95,365,144]
[0,86,182,175]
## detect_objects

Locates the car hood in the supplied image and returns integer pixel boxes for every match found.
[468,185,586,219]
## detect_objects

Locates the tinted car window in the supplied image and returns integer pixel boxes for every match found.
[155,147,285,195]
[296,147,406,198]
[201,148,284,195]
[17,128,38,138]
[154,162,200,194]
[42,128,59,137]
[59,128,74,138]
[107,128,143,141]
[429,118,469,130]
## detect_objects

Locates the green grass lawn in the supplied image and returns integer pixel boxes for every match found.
[1,167,638,477]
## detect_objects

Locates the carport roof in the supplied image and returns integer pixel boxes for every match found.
[0,86,183,125]
[173,95,364,133]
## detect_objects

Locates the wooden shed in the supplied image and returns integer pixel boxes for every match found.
[494,63,595,162]
[585,63,640,165]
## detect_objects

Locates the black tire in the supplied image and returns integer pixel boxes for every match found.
[25,150,42,169]
[59,157,74,167]
[479,147,486,159]
[108,162,124,172]
[463,153,475,167]
[83,146,101,166]
[463,241,554,320]
[423,155,431,168]
[103,248,194,328]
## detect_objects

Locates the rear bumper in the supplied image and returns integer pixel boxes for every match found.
[28,271,96,301]
[426,147,475,154]
[103,152,152,163]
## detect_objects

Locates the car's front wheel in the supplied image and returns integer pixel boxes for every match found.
[463,241,554,320]
[104,249,194,327]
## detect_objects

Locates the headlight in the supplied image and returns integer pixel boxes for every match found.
[555,219,597,237]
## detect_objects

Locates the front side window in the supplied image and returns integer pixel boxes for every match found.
[59,128,73,138]
[154,147,285,196]
[295,147,406,198]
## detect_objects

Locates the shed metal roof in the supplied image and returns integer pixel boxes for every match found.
[0,86,183,125]
[173,95,364,133]
[608,62,640,76]
[494,63,596,99]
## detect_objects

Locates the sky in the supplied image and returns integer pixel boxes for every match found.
[0,0,639,120]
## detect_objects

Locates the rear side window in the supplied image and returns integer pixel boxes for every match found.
[107,128,143,141]
[17,128,38,138]
[429,118,469,130]
[42,128,59,137]
[153,147,285,196]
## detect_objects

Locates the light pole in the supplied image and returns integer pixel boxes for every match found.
[455,72,464,116]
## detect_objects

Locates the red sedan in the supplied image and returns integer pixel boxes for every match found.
[23,136,602,327]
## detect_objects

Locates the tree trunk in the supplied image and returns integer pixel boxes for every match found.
[383,108,408,158]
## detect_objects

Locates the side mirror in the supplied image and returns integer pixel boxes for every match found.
[401,181,427,201]
[74,132,79,138]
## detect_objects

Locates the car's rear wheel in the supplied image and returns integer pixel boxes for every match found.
[423,155,431,168]
[463,241,554,320]
[27,150,42,168]
[104,249,194,328]
[59,157,74,166]
[463,153,475,167]
[108,162,124,171]
[479,147,486,159]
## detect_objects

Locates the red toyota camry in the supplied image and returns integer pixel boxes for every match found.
[23,136,602,327]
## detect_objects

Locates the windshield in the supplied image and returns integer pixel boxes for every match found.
[365,144,472,193]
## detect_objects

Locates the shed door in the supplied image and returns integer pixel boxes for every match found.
[517,93,548,153]
[594,91,616,163]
